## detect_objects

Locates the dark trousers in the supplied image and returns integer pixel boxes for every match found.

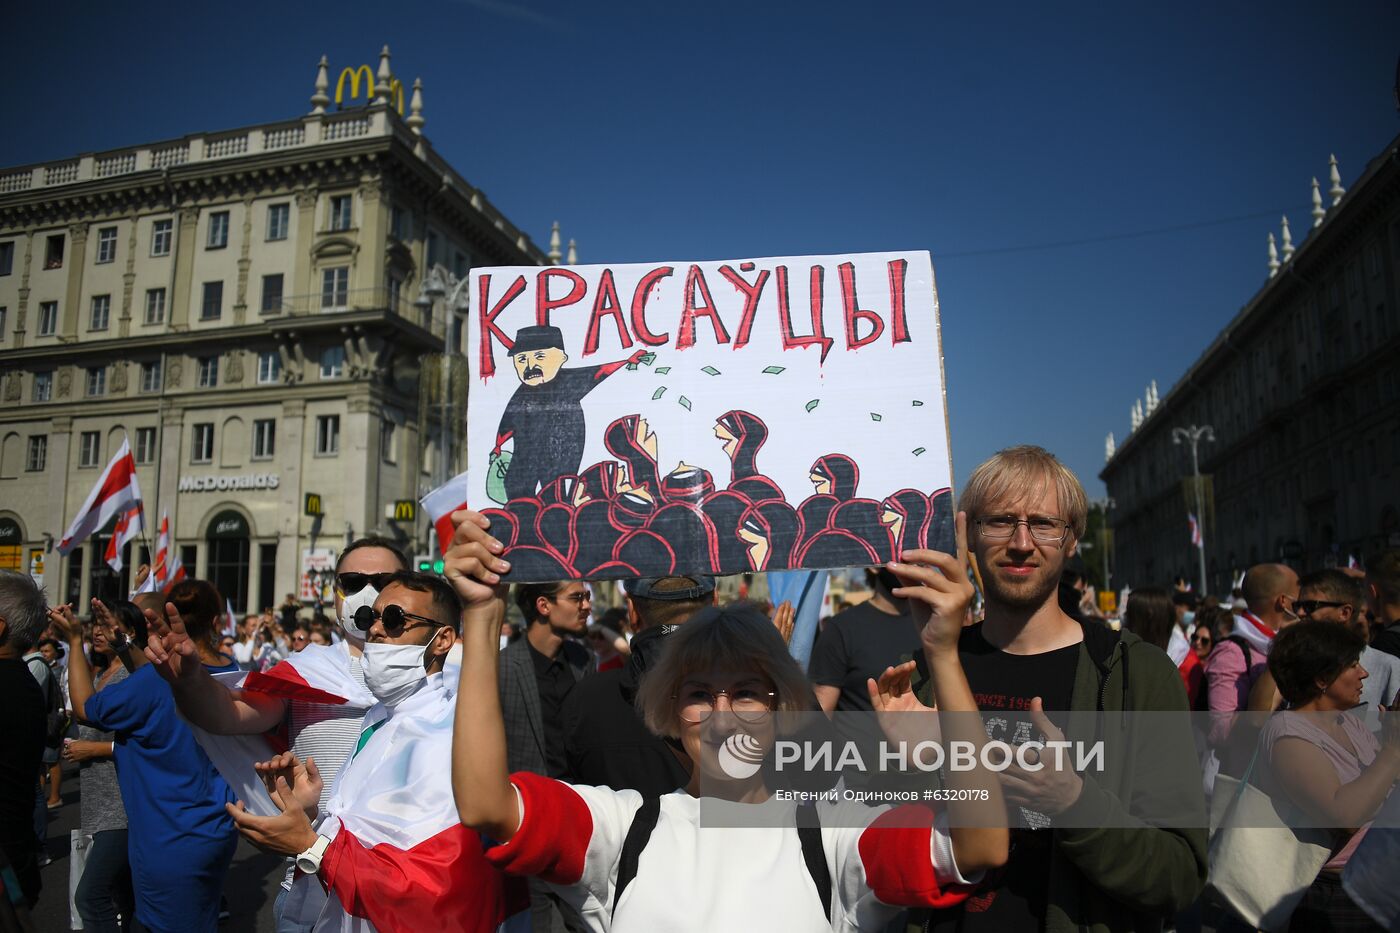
[76,829,135,933]
[1289,871,1384,933]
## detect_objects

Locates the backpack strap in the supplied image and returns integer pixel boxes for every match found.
[1225,635,1254,670]
[612,796,661,920]
[796,801,832,920]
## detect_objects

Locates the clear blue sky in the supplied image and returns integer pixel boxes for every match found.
[6,1,1396,495]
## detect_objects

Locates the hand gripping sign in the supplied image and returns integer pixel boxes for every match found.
[457,250,953,582]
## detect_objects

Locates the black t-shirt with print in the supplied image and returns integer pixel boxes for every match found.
[931,622,1080,933]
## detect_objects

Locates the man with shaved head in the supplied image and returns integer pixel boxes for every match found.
[1205,562,1298,772]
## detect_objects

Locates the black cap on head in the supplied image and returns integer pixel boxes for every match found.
[512,325,565,354]
[625,575,716,601]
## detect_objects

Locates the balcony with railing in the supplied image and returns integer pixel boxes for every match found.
[261,285,443,339]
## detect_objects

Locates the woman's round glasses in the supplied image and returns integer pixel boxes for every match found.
[674,686,777,724]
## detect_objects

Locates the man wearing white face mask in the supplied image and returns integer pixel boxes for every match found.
[147,537,405,933]
[226,571,525,933]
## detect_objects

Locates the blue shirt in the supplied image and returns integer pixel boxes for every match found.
[84,664,236,861]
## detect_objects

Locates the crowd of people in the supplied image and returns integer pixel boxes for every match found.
[0,444,1396,932]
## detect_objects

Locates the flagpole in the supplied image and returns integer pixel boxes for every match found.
[126,429,157,586]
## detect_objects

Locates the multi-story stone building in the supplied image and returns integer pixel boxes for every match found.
[1101,134,1400,592]
[0,49,563,611]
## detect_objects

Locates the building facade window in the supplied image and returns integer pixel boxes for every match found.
[196,356,218,388]
[267,203,290,241]
[387,276,402,312]
[256,351,281,384]
[0,241,13,275]
[86,367,106,397]
[26,436,46,471]
[32,372,51,402]
[140,360,162,393]
[45,235,64,270]
[381,420,397,464]
[151,218,173,256]
[79,431,101,468]
[90,294,111,331]
[207,211,230,249]
[95,227,118,264]
[201,281,223,320]
[145,288,166,324]
[38,301,58,336]
[328,195,352,231]
[315,415,340,456]
[260,274,284,313]
[252,419,275,460]
[191,423,214,463]
[0,307,6,342]
[135,427,157,464]
[320,345,345,379]
[320,267,348,310]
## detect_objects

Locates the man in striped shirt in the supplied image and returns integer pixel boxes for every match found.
[149,537,405,933]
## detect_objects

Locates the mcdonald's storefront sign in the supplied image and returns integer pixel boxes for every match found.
[391,500,416,522]
[305,493,323,517]
[335,65,404,115]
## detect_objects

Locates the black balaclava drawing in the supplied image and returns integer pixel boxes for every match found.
[604,414,661,498]
[660,464,716,505]
[714,410,768,484]
[809,454,860,500]
[647,503,721,572]
[830,498,894,564]
[881,488,931,557]
[700,489,755,571]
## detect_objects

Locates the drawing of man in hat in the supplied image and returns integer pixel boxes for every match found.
[491,325,649,502]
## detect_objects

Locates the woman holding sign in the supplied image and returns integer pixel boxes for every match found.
[445,508,1007,932]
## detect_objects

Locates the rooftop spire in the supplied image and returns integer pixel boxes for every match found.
[1280,216,1294,263]
[1328,154,1345,205]
[1105,432,1116,462]
[1311,177,1325,227]
[1267,232,1279,277]
[375,45,393,104]
[548,222,562,264]
[567,239,578,264]
[407,78,425,135]
[311,55,330,114]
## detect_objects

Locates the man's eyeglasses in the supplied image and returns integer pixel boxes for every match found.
[1295,599,1347,616]
[550,591,591,605]
[352,603,440,635]
[975,515,1071,544]
[674,685,777,724]
[337,572,397,596]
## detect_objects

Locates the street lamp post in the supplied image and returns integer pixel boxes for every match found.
[1171,424,1215,596]
[415,264,471,555]
[1088,496,1116,594]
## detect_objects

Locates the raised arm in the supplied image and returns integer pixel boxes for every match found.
[1271,715,1400,830]
[48,604,94,722]
[443,508,519,841]
[144,601,287,734]
[887,512,1009,875]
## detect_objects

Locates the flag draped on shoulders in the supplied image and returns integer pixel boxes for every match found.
[243,641,376,708]
[310,645,527,932]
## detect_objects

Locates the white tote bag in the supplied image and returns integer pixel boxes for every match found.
[68,829,92,930]
[1205,743,1333,931]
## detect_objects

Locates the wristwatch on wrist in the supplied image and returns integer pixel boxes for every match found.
[295,834,332,874]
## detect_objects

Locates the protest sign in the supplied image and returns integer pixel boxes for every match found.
[464,250,952,581]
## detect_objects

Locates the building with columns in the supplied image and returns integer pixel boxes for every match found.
[0,48,572,611]
[1101,135,1400,592]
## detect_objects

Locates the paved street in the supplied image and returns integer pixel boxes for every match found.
[31,764,283,932]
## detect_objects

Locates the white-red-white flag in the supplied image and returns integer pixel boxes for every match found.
[59,440,142,555]
[154,509,171,586]
[103,504,144,573]
[422,469,470,556]
[1188,513,1202,549]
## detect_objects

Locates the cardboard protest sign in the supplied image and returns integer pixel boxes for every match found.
[465,250,952,581]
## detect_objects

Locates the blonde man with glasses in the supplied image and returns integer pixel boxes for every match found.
[925,445,1206,933]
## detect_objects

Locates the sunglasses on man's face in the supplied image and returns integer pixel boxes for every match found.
[1294,599,1347,616]
[352,603,440,636]
[337,572,397,596]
